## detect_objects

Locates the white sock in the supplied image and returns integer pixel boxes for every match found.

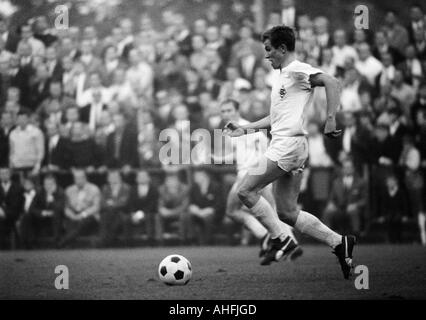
[295,210,341,248]
[278,220,297,244]
[251,196,285,239]
[241,211,268,239]
[419,213,426,246]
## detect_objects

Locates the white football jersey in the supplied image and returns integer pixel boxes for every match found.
[231,118,269,176]
[270,60,323,138]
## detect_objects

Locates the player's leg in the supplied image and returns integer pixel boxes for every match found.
[418,212,426,246]
[272,172,356,278]
[261,183,297,243]
[226,179,267,240]
[273,171,341,247]
[237,157,290,241]
[261,183,303,261]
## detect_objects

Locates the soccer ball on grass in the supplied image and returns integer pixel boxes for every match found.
[158,254,192,285]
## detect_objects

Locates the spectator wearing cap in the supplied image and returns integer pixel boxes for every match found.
[59,168,100,248]
[9,109,44,175]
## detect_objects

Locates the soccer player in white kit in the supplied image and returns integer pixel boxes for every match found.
[225,26,356,279]
[218,99,302,263]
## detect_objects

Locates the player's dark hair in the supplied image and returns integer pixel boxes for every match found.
[262,25,296,52]
[221,98,240,111]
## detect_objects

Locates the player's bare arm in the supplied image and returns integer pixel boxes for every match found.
[309,73,342,138]
[224,115,270,137]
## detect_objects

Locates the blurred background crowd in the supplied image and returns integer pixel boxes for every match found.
[0,0,425,249]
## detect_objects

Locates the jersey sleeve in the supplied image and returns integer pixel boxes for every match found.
[289,62,323,90]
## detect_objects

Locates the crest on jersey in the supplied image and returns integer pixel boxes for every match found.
[279,85,286,99]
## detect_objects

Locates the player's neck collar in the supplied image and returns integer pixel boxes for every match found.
[279,55,297,73]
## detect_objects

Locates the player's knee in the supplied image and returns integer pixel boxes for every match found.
[277,204,299,225]
[225,207,236,219]
[237,185,251,203]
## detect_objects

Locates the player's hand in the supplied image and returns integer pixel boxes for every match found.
[324,117,342,138]
[224,121,245,137]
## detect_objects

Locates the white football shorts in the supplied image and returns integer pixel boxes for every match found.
[265,135,308,173]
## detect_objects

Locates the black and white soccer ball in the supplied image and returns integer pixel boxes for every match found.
[158,254,192,285]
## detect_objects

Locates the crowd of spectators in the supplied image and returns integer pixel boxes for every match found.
[0,0,425,249]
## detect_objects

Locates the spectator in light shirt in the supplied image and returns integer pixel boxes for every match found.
[9,109,44,174]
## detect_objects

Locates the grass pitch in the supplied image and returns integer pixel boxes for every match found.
[1,244,425,300]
